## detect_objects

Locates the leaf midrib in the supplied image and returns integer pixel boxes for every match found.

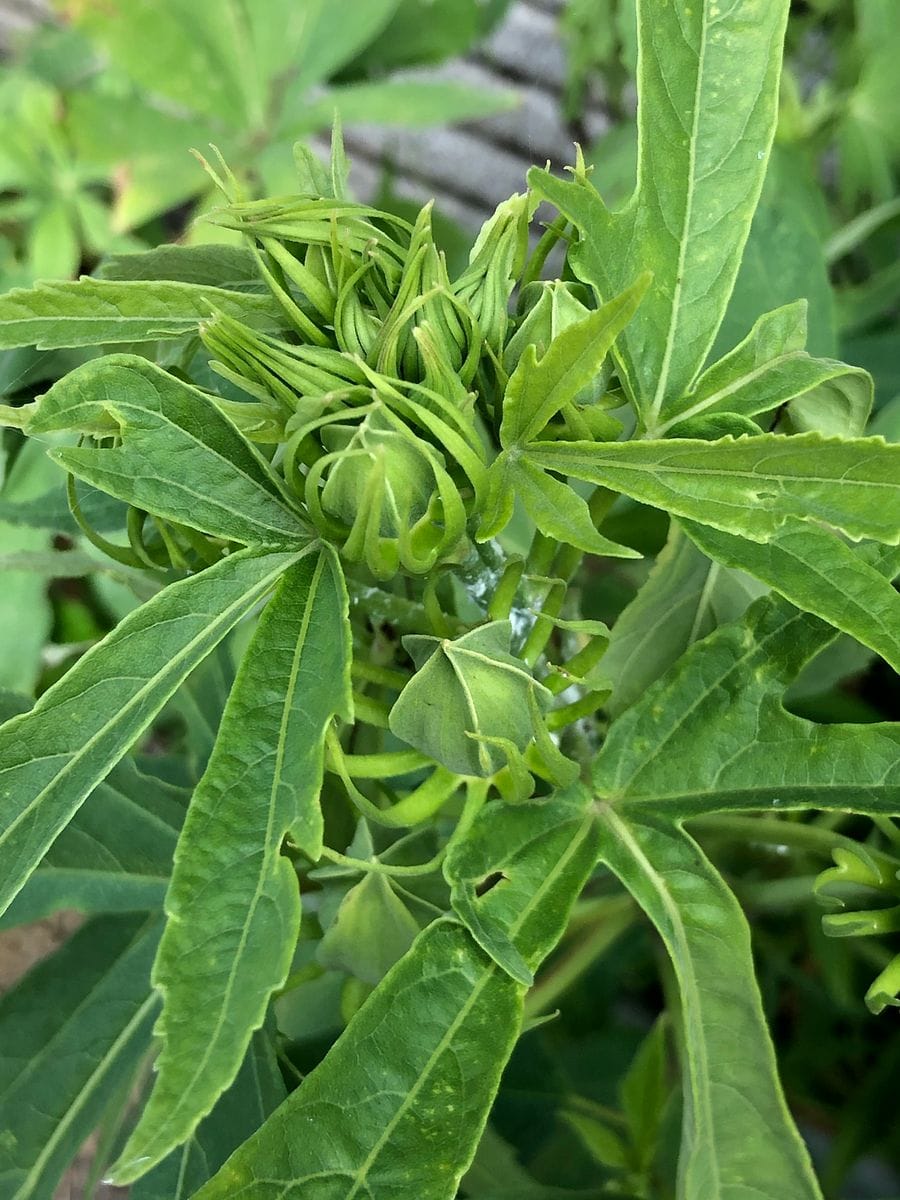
[344,812,595,1198]
[598,807,721,1196]
[14,991,158,1200]
[646,2,708,426]
[140,555,325,1156]
[532,442,899,491]
[1,282,273,324]
[661,350,813,432]
[0,553,294,910]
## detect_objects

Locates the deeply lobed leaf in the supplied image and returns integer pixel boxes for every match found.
[683,520,900,674]
[192,784,600,1199]
[530,0,791,427]
[114,547,352,1180]
[25,355,307,545]
[0,914,160,1200]
[595,582,900,817]
[597,812,822,1200]
[528,433,900,546]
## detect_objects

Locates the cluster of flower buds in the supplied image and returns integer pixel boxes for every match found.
[199,156,530,579]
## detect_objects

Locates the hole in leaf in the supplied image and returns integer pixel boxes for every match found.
[475,871,507,897]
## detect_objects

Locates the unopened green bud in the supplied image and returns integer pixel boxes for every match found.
[309,407,468,579]
[320,410,436,537]
[371,204,476,385]
[453,192,534,350]
[201,311,364,413]
[388,620,551,777]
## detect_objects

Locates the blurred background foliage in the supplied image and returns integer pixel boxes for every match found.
[0,2,898,1196]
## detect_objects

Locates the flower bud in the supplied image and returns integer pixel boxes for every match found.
[452,193,533,350]
[308,407,467,579]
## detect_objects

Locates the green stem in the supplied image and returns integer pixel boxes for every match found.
[521,214,569,288]
[488,557,525,622]
[525,530,558,577]
[691,814,900,872]
[546,690,606,730]
[552,541,585,583]
[733,875,820,910]
[544,636,609,696]
[351,692,391,729]
[561,1092,630,1132]
[423,573,453,637]
[318,843,446,878]
[350,661,409,690]
[588,486,618,527]
[520,580,565,667]
[328,744,431,781]
[66,474,146,571]
[873,816,900,848]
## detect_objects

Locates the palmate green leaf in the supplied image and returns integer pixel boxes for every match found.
[0,545,301,918]
[499,274,650,448]
[0,913,160,1200]
[0,547,134,578]
[113,547,352,1182]
[169,643,236,778]
[317,872,420,985]
[596,810,822,1200]
[529,0,790,428]
[130,1023,286,1200]
[835,44,900,210]
[620,1017,669,1172]
[0,756,185,929]
[65,88,228,233]
[661,300,872,437]
[602,526,764,717]
[0,278,281,350]
[682,519,900,673]
[282,0,404,95]
[0,478,126,534]
[22,355,306,545]
[513,458,638,558]
[461,1123,573,1200]
[65,0,351,129]
[714,147,835,363]
[594,583,900,818]
[342,0,510,75]
[193,788,599,1200]
[528,433,900,546]
[0,440,55,692]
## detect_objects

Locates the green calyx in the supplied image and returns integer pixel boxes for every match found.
[193,146,526,581]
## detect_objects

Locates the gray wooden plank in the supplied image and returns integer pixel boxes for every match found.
[480,2,570,90]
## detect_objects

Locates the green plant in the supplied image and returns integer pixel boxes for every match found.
[0,0,513,704]
[0,0,514,289]
[0,1,899,1197]
[572,0,900,433]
